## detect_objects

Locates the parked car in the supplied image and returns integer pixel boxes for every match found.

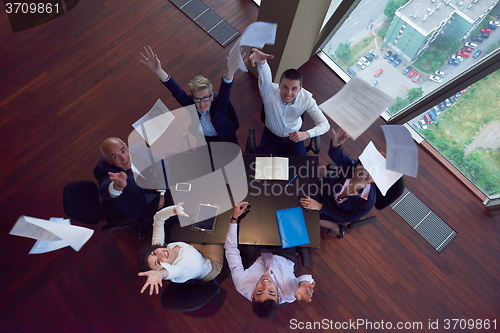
[412,73,421,82]
[364,53,374,62]
[419,119,428,129]
[454,92,462,98]
[480,28,492,34]
[413,121,422,130]
[439,101,446,111]
[374,68,383,77]
[393,58,402,67]
[451,54,464,62]
[356,61,366,69]
[471,36,484,43]
[388,54,398,63]
[407,69,417,78]
[473,50,482,59]
[433,105,441,115]
[457,51,471,58]
[484,24,497,30]
[478,32,490,39]
[434,70,445,77]
[423,114,432,124]
[428,110,437,121]
[464,42,477,48]
[383,50,393,59]
[371,80,378,87]
[429,75,442,83]
[369,50,378,59]
[461,47,473,53]
[449,95,456,103]
[360,57,370,66]
[403,66,412,75]
[489,20,500,26]
[445,98,452,107]
[448,58,460,66]
[347,68,356,76]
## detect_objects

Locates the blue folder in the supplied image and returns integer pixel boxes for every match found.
[275,206,310,248]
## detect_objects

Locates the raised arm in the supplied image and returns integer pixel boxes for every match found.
[151,203,189,245]
[139,45,169,81]
[224,202,250,282]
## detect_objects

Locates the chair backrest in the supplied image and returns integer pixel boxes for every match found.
[374,176,405,210]
[161,279,220,312]
[63,180,103,225]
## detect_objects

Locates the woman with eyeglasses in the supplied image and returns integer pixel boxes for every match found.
[137,202,224,295]
[140,46,239,145]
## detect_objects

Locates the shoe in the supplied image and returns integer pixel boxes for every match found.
[327,229,333,236]
[338,224,348,239]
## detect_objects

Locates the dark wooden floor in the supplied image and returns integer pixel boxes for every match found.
[1,1,499,332]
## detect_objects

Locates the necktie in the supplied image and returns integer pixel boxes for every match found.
[261,251,273,272]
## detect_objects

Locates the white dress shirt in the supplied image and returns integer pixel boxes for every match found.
[151,206,212,283]
[224,223,314,304]
[257,61,330,138]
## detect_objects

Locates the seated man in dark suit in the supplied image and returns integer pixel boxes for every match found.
[93,137,168,225]
[299,128,376,239]
[140,46,239,145]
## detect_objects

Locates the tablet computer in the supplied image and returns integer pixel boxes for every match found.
[192,203,219,234]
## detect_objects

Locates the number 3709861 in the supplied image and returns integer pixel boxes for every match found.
[5,2,60,14]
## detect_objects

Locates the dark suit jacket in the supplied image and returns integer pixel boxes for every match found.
[319,145,376,223]
[93,158,159,222]
[162,76,239,145]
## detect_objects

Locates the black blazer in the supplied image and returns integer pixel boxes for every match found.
[93,158,159,222]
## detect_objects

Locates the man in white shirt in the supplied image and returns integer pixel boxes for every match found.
[225,202,315,319]
[248,48,330,156]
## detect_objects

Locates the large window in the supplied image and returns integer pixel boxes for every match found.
[319,0,500,199]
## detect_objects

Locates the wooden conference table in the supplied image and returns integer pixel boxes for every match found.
[169,154,321,261]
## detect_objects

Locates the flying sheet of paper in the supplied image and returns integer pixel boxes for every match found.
[381,125,418,177]
[132,99,174,146]
[228,21,277,74]
[319,76,395,140]
[30,218,71,254]
[10,216,94,252]
[358,141,403,196]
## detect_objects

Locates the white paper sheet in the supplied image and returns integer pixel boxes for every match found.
[358,141,403,196]
[381,125,419,177]
[228,21,278,74]
[29,218,71,254]
[320,76,395,140]
[132,99,174,146]
[10,216,94,252]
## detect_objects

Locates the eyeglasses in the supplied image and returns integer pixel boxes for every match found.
[192,94,212,103]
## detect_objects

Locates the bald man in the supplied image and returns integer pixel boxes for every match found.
[93,137,166,224]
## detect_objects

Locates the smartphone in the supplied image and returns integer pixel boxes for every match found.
[192,203,219,234]
[175,182,191,192]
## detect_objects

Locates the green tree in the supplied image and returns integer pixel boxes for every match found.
[384,0,409,18]
[388,96,408,113]
[334,41,351,59]
[407,87,423,103]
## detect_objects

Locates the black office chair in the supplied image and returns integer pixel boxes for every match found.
[161,279,221,312]
[62,180,142,236]
[63,180,103,225]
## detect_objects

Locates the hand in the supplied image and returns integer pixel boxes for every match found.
[331,128,349,147]
[139,46,168,81]
[299,196,322,211]
[138,269,165,295]
[295,281,315,303]
[288,131,310,143]
[173,202,189,217]
[108,171,127,191]
[232,202,249,220]
[248,48,274,66]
